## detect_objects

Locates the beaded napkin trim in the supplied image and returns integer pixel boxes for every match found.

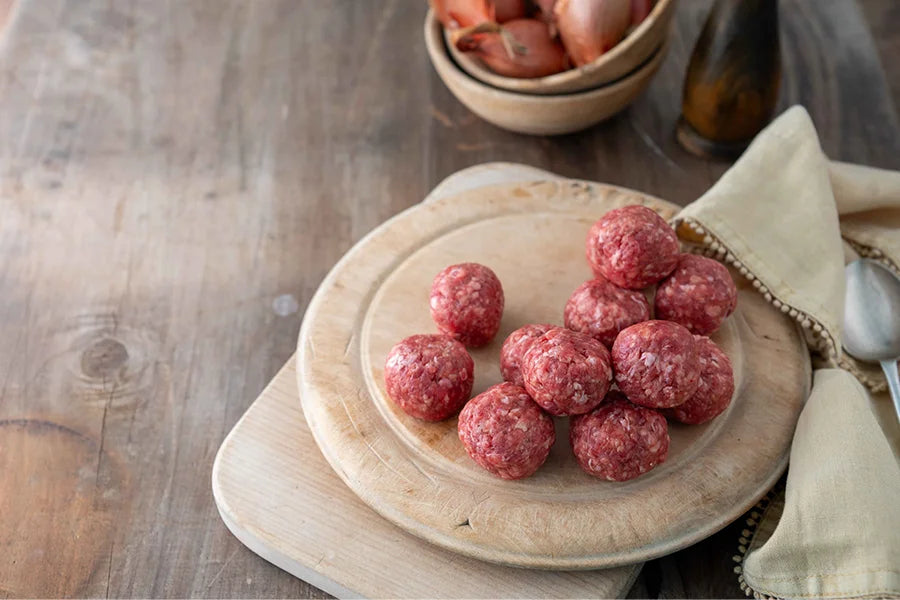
[674,212,801,600]
[733,488,779,599]
[675,218,838,359]
[844,237,900,275]
[675,217,891,394]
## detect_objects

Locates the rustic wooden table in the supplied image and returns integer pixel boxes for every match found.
[0,0,897,597]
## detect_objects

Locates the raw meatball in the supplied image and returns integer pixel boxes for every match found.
[585,205,680,289]
[500,323,556,387]
[655,254,738,335]
[522,327,612,416]
[664,336,734,424]
[570,392,669,481]
[384,334,474,421]
[430,263,504,347]
[612,320,700,409]
[564,277,651,347]
[458,382,555,480]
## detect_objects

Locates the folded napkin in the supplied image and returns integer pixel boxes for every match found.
[676,106,900,599]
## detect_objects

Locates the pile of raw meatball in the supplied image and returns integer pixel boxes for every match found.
[383,205,737,482]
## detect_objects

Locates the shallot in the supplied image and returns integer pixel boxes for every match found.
[532,0,558,36]
[455,19,569,78]
[554,0,631,66]
[432,0,495,29]
[532,0,557,21]
[494,0,528,22]
[431,0,529,28]
[630,0,654,26]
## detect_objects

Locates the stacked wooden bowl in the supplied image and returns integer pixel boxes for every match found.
[424,0,676,135]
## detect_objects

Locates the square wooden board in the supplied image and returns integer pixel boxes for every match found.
[212,356,641,598]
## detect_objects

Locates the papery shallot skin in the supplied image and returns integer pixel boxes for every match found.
[570,392,669,481]
[534,0,557,18]
[522,327,613,416]
[430,263,505,347]
[456,19,569,78]
[458,382,555,480]
[500,323,557,387]
[554,0,632,66]
[654,254,738,335]
[612,320,700,409]
[564,276,650,347]
[533,0,559,36]
[384,334,474,421]
[664,335,734,425]
[586,205,680,289]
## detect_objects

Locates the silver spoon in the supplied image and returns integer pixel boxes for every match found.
[843,259,900,420]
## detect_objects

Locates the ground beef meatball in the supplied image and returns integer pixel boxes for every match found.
[654,254,738,335]
[564,276,651,347]
[458,382,555,480]
[521,327,612,416]
[384,334,474,421]
[585,205,680,289]
[664,336,734,424]
[570,393,670,481]
[429,263,504,348]
[611,320,700,409]
[499,323,556,387]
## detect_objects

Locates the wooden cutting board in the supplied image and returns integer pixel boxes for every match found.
[212,164,643,598]
[297,177,810,569]
[213,357,641,598]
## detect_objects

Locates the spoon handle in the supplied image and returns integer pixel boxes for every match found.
[880,360,900,422]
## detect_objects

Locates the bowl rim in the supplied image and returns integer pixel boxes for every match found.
[424,10,668,104]
[439,0,674,92]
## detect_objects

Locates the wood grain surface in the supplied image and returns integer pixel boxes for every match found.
[0,0,897,597]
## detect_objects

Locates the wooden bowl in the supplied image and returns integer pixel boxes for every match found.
[425,11,667,136]
[445,0,676,95]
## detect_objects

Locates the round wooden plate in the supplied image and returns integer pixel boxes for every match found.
[298,180,810,570]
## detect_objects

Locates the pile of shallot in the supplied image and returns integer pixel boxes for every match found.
[433,0,655,79]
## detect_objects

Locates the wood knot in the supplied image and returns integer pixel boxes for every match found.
[29,315,162,411]
[81,338,128,379]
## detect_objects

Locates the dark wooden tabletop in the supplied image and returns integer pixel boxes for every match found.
[0,0,897,597]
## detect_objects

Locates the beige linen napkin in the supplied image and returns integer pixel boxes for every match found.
[675,106,900,599]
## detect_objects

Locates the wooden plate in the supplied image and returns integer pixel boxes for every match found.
[298,180,810,570]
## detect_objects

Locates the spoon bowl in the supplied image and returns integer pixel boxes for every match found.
[843,260,900,361]
[842,259,900,420]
